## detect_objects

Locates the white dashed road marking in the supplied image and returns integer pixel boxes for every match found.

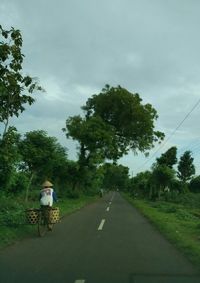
[98,219,105,230]
[106,207,110,211]
[74,280,85,283]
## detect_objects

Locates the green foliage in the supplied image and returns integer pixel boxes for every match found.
[64,115,116,192]
[19,130,68,179]
[64,115,117,167]
[156,146,177,168]
[189,176,200,193]
[65,188,80,199]
[0,193,25,227]
[101,163,130,191]
[150,165,176,200]
[0,194,98,248]
[0,127,21,191]
[151,165,175,186]
[64,84,164,194]
[0,25,43,135]
[177,151,195,183]
[175,192,200,208]
[19,130,69,200]
[129,170,151,197]
[10,172,29,194]
[125,196,200,268]
[82,85,165,159]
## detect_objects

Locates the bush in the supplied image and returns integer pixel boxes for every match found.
[176,209,198,221]
[190,176,200,193]
[65,188,80,199]
[0,194,26,227]
[10,172,29,194]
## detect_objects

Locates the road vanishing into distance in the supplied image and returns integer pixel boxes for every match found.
[0,192,199,283]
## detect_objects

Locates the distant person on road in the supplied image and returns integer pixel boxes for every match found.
[39,180,58,207]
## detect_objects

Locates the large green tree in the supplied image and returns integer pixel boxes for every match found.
[64,85,164,192]
[64,115,115,165]
[0,25,43,136]
[82,85,164,160]
[177,151,195,183]
[63,115,117,191]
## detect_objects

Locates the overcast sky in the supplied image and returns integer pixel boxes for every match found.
[1,0,200,176]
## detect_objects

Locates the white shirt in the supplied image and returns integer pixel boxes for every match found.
[40,187,54,206]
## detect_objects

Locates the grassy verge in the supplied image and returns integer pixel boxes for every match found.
[0,194,98,249]
[123,193,200,269]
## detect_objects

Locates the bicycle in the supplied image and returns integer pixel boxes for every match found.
[26,206,59,237]
[38,206,54,237]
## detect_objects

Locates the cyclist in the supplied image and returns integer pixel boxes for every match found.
[39,180,57,207]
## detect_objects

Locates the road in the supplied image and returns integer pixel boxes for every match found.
[0,192,199,283]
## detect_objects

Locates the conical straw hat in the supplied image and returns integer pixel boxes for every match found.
[42,180,53,187]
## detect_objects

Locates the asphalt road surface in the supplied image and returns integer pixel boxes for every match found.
[0,192,199,283]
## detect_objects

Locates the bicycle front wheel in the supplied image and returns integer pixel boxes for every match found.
[38,213,48,237]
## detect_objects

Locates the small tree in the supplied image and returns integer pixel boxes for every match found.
[130,171,152,198]
[177,151,195,183]
[0,25,43,136]
[189,176,200,193]
[151,164,175,200]
[0,126,21,191]
[19,130,68,201]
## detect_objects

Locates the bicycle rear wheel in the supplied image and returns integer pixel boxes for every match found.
[47,223,53,231]
[38,212,48,237]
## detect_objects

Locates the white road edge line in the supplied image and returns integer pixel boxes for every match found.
[106,207,110,211]
[98,219,105,230]
[74,280,85,283]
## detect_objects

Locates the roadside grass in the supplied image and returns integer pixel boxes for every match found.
[123,193,200,270]
[0,194,98,249]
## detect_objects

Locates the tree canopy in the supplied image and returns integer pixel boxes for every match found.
[156,146,177,168]
[0,25,43,136]
[177,151,195,183]
[65,85,164,166]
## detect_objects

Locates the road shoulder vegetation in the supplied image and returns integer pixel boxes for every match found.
[0,194,98,250]
[123,193,200,270]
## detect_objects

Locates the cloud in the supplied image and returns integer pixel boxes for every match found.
[1,0,200,175]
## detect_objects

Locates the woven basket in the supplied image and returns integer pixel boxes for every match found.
[26,209,39,225]
[49,207,60,224]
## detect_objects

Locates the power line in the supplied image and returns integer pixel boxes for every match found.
[136,97,200,172]
[177,140,200,156]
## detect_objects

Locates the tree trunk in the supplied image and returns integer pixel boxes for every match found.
[158,186,162,200]
[3,117,9,138]
[149,185,153,200]
[25,172,34,203]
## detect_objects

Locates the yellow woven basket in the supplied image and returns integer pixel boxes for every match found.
[49,207,60,224]
[26,209,39,225]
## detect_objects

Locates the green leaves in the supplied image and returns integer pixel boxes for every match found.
[82,85,164,157]
[156,146,177,168]
[177,151,195,183]
[0,25,43,135]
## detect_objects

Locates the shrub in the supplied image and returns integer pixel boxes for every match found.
[190,176,200,193]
